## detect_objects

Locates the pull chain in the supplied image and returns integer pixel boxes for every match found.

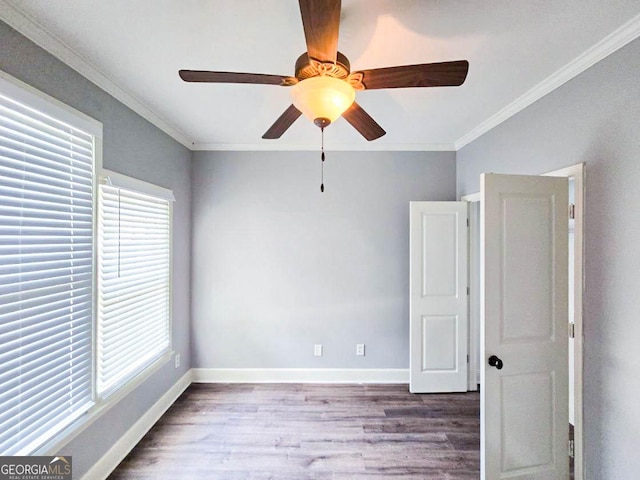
[320,127,325,192]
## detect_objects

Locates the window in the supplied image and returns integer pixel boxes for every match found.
[96,171,172,397]
[0,72,173,455]
[0,73,100,455]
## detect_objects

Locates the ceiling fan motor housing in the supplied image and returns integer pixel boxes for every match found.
[295,52,351,80]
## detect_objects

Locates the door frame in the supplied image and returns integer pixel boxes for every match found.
[461,162,585,480]
[543,163,585,480]
[461,192,480,392]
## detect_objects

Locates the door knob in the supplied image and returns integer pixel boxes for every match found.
[488,355,503,370]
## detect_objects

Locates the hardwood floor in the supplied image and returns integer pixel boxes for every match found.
[109,384,480,480]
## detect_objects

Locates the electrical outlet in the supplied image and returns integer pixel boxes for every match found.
[174,353,180,368]
[314,344,323,357]
[356,344,365,356]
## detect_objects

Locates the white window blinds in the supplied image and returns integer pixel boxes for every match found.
[0,83,96,455]
[97,177,171,396]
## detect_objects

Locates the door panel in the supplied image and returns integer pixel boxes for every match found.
[481,174,568,479]
[421,212,458,296]
[410,202,468,393]
[421,315,458,370]
[501,372,555,472]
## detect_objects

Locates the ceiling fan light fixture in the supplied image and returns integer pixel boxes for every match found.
[290,76,355,127]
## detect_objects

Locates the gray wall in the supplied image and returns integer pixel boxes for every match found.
[192,150,456,369]
[457,38,640,480]
[0,21,192,478]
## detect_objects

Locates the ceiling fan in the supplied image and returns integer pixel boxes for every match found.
[179,0,469,141]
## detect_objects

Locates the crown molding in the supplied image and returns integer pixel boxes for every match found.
[455,13,640,150]
[0,0,193,149]
[191,142,456,152]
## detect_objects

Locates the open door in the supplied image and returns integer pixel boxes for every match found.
[481,174,569,480]
[410,202,468,393]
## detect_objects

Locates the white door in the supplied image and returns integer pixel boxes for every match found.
[410,201,468,393]
[481,174,569,480]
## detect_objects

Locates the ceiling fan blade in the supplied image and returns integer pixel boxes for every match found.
[342,102,386,141]
[298,0,341,63]
[357,60,469,90]
[179,70,293,86]
[262,105,302,139]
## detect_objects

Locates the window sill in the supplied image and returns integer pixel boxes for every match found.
[34,350,174,456]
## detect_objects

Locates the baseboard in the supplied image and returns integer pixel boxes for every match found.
[82,370,192,480]
[192,368,409,384]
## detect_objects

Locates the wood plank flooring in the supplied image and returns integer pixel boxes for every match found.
[109,384,480,480]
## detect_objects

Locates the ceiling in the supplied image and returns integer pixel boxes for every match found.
[2,0,639,151]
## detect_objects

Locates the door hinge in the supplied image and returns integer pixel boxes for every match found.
[467,218,470,227]
[467,354,470,363]
[467,286,470,296]
[569,323,575,339]
[569,204,576,220]
[569,439,575,458]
